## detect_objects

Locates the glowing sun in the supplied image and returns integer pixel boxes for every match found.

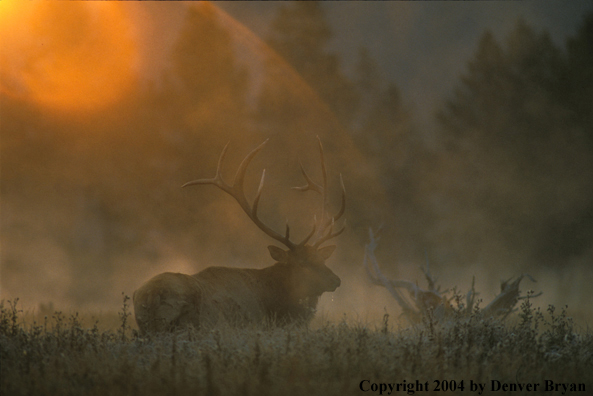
[0,1,138,114]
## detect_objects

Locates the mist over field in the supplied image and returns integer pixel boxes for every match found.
[1,1,592,326]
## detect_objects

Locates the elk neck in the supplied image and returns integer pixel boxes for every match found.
[256,263,320,323]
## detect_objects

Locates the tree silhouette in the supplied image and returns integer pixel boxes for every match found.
[263,3,427,262]
[439,20,567,154]
[266,1,358,126]
[565,12,593,148]
[434,17,593,266]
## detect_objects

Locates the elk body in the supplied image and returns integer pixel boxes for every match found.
[133,139,345,333]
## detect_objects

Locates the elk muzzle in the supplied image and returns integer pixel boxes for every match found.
[324,270,341,292]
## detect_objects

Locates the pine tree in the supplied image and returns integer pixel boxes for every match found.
[433,17,593,266]
[266,1,358,125]
[438,20,567,154]
[565,12,593,146]
[157,3,250,150]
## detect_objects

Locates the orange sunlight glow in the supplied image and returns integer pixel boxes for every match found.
[0,1,138,114]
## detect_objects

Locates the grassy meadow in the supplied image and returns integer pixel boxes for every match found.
[1,296,592,396]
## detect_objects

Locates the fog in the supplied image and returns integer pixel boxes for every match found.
[1,1,592,326]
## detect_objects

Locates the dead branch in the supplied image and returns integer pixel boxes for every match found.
[363,228,541,324]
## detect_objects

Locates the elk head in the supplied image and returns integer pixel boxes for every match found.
[182,137,345,301]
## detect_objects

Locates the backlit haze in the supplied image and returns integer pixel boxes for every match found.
[0,2,139,116]
[1,1,592,326]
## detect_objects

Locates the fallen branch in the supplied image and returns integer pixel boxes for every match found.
[363,228,541,324]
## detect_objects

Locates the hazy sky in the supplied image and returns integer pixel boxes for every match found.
[2,1,591,318]
[218,1,593,130]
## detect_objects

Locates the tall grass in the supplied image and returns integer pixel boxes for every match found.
[1,296,591,396]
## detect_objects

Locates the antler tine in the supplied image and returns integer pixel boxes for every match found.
[291,137,346,247]
[182,142,232,191]
[233,139,269,193]
[292,162,323,194]
[318,137,329,225]
[316,172,346,241]
[315,137,347,233]
[333,174,346,222]
[297,223,318,246]
[251,169,266,218]
[313,219,346,248]
[183,140,296,250]
[215,142,230,183]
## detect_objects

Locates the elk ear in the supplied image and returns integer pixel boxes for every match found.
[317,245,336,260]
[268,245,288,262]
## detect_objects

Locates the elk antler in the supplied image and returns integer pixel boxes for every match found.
[292,137,346,248]
[183,140,302,249]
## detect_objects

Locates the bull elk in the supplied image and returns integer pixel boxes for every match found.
[133,138,345,333]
